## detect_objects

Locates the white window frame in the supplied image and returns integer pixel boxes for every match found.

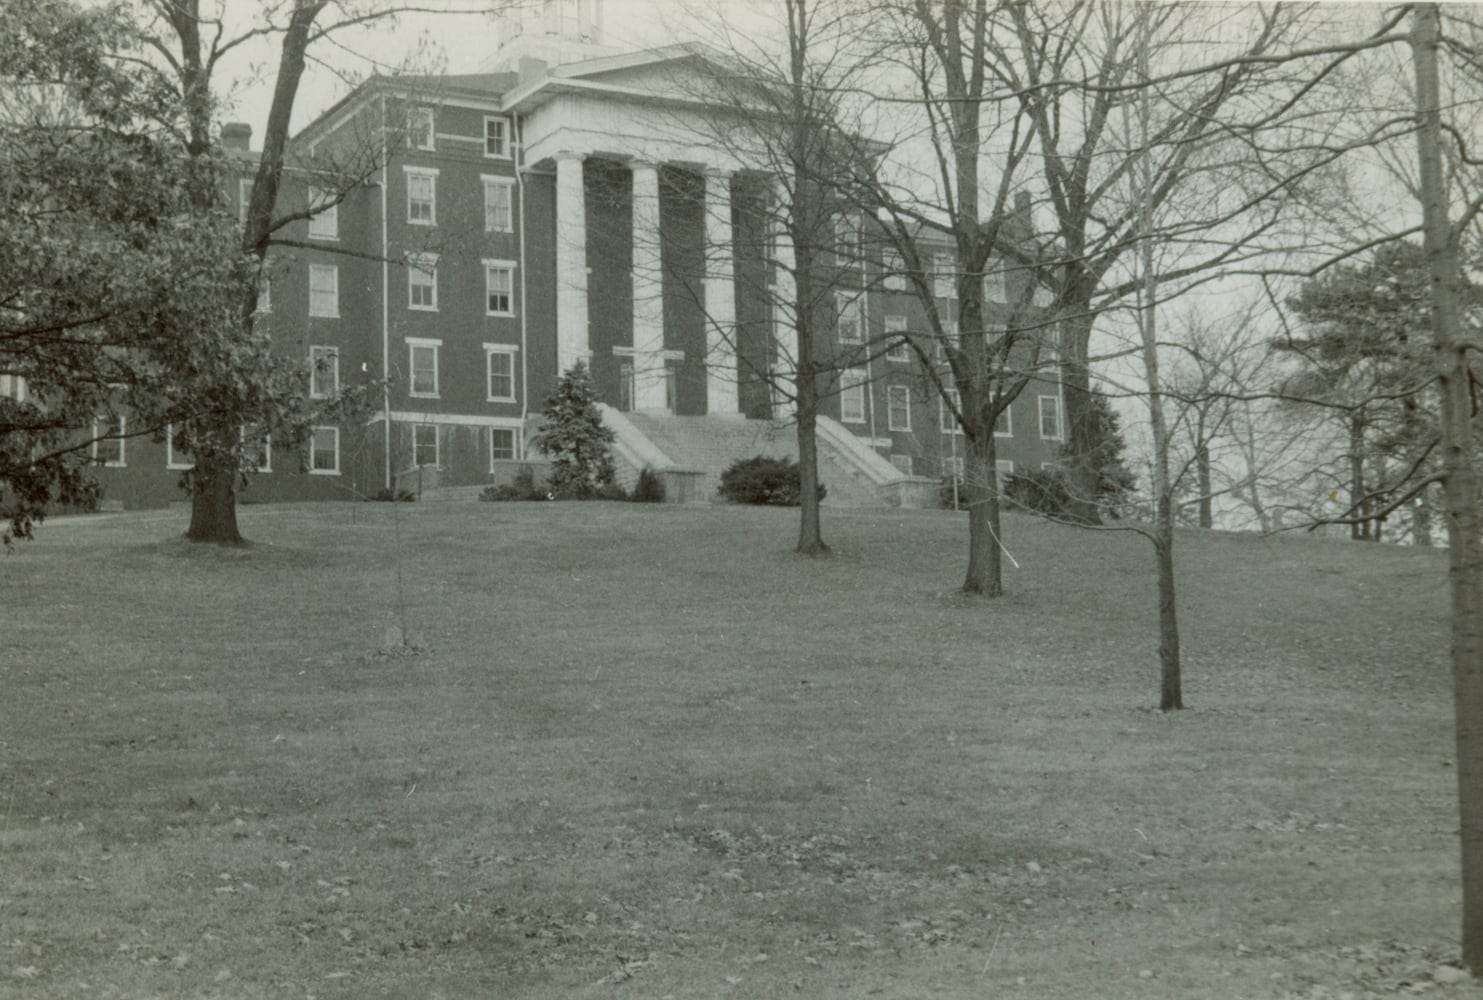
[91,415,126,468]
[484,259,516,317]
[484,344,518,402]
[934,253,957,299]
[307,187,338,240]
[238,178,253,225]
[482,176,515,233]
[404,166,438,226]
[995,460,1015,489]
[941,388,963,434]
[407,253,438,312]
[1038,394,1063,440]
[165,424,193,471]
[835,291,862,344]
[412,423,439,469]
[241,426,271,473]
[483,116,510,159]
[884,314,909,362]
[308,264,339,318]
[883,252,906,291]
[886,385,911,431]
[309,345,339,399]
[309,425,340,475]
[995,402,1013,438]
[840,368,867,424]
[489,427,518,467]
[407,337,441,398]
[407,106,435,151]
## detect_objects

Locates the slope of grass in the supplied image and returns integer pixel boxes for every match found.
[0,501,1467,999]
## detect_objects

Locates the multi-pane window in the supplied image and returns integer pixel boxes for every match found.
[405,167,437,225]
[309,426,339,474]
[308,264,338,317]
[485,346,516,402]
[165,425,192,470]
[941,388,962,433]
[407,106,434,150]
[484,260,516,316]
[840,368,867,423]
[884,314,909,362]
[408,254,438,311]
[308,187,338,240]
[883,252,906,291]
[413,423,438,468]
[408,339,440,397]
[242,426,271,473]
[309,346,338,399]
[887,385,911,431]
[91,414,125,467]
[484,116,510,158]
[1038,394,1063,440]
[835,292,862,343]
[490,427,517,465]
[934,253,957,299]
[995,402,1012,437]
[483,177,514,233]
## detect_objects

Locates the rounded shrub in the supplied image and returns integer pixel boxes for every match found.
[717,456,825,506]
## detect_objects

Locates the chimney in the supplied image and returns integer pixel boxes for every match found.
[222,122,253,152]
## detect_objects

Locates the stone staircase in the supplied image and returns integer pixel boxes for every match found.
[603,408,910,508]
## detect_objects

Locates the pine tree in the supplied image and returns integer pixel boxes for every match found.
[530,363,616,499]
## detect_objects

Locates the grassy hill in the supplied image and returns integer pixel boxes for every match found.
[0,501,1466,998]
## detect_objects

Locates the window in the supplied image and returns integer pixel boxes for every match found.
[883,252,906,291]
[941,388,962,433]
[408,339,440,397]
[840,368,866,423]
[308,187,338,240]
[884,315,909,362]
[889,453,913,475]
[942,319,959,349]
[484,260,516,316]
[255,273,271,314]
[412,423,439,468]
[833,213,856,257]
[618,359,634,411]
[309,346,338,399]
[995,460,1015,488]
[934,253,957,299]
[405,167,437,225]
[242,426,271,473]
[91,414,125,467]
[1038,394,1063,440]
[836,292,862,343]
[483,176,514,233]
[407,106,434,151]
[995,403,1012,437]
[408,254,438,311]
[983,266,1005,304]
[309,426,339,474]
[238,179,253,225]
[483,116,510,158]
[489,427,517,465]
[165,425,192,470]
[886,385,911,431]
[308,264,338,318]
[485,346,516,402]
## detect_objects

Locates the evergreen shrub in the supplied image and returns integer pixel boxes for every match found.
[717,456,825,506]
[631,467,666,503]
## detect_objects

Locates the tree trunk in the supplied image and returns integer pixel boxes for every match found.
[1414,3,1483,971]
[961,431,1003,596]
[1349,410,1371,541]
[185,454,243,545]
[795,370,828,556]
[1154,507,1183,711]
[1197,442,1213,529]
[1415,485,1434,546]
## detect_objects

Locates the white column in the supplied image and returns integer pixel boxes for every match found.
[555,150,589,374]
[771,179,798,416]
[703,167,740,415]
[631,159,668,412]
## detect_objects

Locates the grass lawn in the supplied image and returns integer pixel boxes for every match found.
[0,500,1471,999]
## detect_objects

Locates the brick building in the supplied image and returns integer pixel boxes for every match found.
[90,1,1065,509]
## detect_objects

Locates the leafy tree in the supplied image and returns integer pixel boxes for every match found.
[531,363,617,499]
